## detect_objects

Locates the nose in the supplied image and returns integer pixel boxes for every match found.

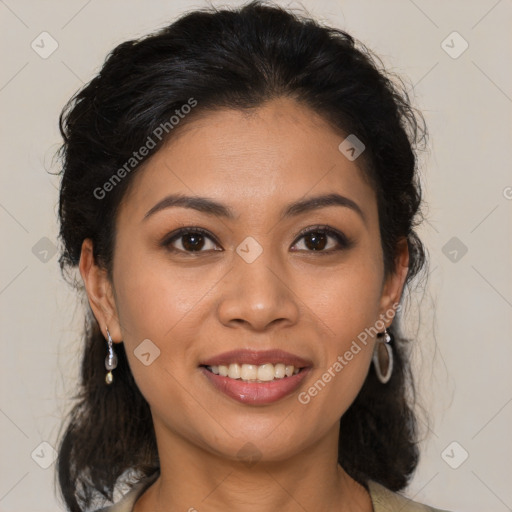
[216,248,300,332]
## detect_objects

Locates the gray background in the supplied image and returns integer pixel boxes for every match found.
[1,0,511,510]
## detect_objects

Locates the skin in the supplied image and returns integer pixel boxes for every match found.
[80,97,409,512]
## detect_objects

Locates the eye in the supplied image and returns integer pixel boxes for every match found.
[163,227,222,253]
[291,225,352,253]
[161,225,352,255]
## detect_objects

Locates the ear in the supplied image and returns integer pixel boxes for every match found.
[378,237,409,325]
[79,238,123,343]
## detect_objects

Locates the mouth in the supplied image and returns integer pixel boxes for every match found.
[199,349,312,405]
[201,362,305,382]
[199,348,312,382]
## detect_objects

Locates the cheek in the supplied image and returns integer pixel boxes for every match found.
[292,255,382,409]
[296,279,378,428]
[112,248,212,340]
[111,260,202,407]
[111,247,227,391]
[295,257,383,344]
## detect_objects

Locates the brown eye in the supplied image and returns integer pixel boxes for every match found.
[181,232,206,251]
[163,228,221,253]
[291,226,352,253]
[303,231,328,251]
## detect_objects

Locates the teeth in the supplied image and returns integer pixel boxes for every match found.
[227,363,241,379]
[257,363,274,381]
[274,363,285,378]
[240,364,257,380]
[208,363,301,381]
[285,365,295,377]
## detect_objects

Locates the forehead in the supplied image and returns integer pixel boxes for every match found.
[118,97,377,223]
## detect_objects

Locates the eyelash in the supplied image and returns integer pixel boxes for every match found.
[161,225,353,255]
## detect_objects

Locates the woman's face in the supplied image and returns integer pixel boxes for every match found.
[82,97,407,463]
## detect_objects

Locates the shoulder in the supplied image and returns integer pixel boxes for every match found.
[93,493,136,512]
[92,472,159,512]
[94,475,452,512]
[368,480,452,512]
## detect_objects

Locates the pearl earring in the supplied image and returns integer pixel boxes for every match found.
[105,327,118,385]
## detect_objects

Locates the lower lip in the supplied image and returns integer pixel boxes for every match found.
[200,367,311,405]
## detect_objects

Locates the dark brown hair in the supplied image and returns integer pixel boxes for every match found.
[55,2,428,510]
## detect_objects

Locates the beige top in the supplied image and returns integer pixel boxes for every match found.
[94,473,451,512]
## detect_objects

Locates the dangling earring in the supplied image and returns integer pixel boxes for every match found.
[372,327,393,384]
[105,326,118,385]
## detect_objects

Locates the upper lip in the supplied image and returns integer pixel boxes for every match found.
[200,349,312,368]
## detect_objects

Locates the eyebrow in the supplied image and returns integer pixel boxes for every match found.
[143,192,366,224]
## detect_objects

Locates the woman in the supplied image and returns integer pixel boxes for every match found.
[55,2,450,511]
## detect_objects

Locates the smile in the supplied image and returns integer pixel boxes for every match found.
[205,362,302,382]
[200,366,310,405]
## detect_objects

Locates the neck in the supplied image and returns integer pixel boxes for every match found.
[134,421,373,512]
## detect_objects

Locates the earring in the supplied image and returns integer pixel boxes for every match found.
[372,328,393,384]
[105,327,118,385]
